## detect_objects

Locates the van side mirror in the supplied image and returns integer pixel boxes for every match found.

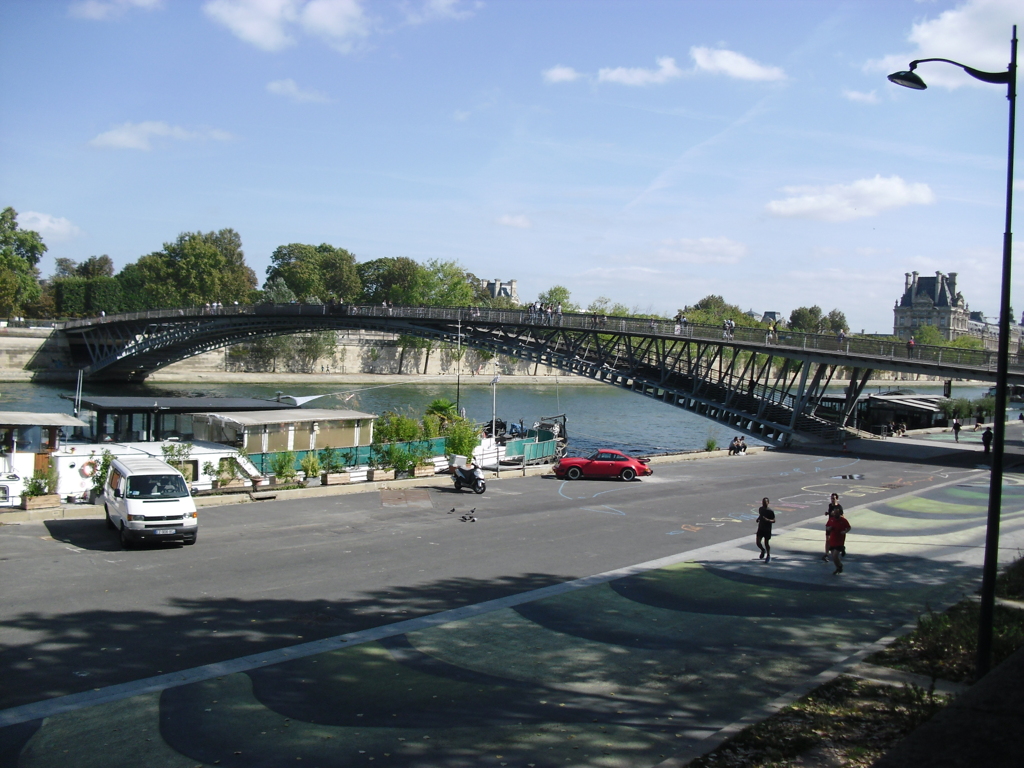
[113,488,121,498]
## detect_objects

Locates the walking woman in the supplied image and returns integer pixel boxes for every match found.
[822,493,841,560]
[826,508,851,575]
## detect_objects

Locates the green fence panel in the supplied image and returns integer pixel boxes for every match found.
[523,440,557,462]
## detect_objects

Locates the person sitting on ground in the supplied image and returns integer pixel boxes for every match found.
[737,437,747,454]
[728,437,742,455]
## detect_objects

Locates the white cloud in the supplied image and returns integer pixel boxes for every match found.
[543,65,582,84]
[19,212,83,242]
[497,214,531,229]
[89,121,232,150]
[766,175,935,222]
[453,109,471,121]
[598,57,682,86]
[404,0,477,25]
[203,0,368,53]
[69,0,161,20]
[690,47,785,81]
[843,89,878,104]
[869,0,1017,89]
[655,237,747,265]
[266,78,330,103]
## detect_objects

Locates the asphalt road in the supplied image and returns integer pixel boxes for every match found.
[0,441,995,713]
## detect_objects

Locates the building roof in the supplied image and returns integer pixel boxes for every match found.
[899,274,961,309]
[70,396,297,414]
[194,408,377,427]
[0,412,89,428]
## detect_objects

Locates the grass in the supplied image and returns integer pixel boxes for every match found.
[687,676,949,768]
[996,554,1024,600]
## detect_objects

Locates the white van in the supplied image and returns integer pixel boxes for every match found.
[103,456,198,548]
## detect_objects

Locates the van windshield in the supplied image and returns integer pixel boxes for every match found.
[126,474,189,499]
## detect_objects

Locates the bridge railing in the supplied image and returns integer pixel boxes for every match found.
[58,302,1021,373]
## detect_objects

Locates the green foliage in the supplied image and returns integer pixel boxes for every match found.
[824,309,849,333]
[358,256,426,305]
[300,451,322,478]
[788,305,825,333]
[54,278,88,316]
[704,435,718,452]
[117,228,257,309]
[87,276,123,314]
[269,451,297,481]
[913,324,946,346]
[950,334,984,350]
[262,276,298,303]
[374,411,422,443]
[444,417,480,458]
[0,207,45,316]
[680,295,762,328]
[160,442,194,481]
[25,466,58,497]
[319,446,344,473]
[938,398,973,420]
[371,442,415,472]
[425,398,457,428]
[91,449,114,494]
[973,395,995,419]
[292,331,337,373]
[266,243,361,303]
[587,296,631,316]
[422,413,441,439]
[537,285,578,312]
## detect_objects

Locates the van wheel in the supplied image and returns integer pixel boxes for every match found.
[119,524,134,550]
[105,505,115,530]
[184,531,197,546]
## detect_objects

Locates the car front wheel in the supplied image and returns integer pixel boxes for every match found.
[566,466,583,480]
[620,468,636,482]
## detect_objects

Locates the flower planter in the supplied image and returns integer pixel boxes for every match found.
[368,468,395,482]
[413,465,435,477]
[321,472,352,486]
[213,478,246,490]
[22,494,61,510]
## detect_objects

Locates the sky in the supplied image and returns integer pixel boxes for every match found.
[1,0,1021,333]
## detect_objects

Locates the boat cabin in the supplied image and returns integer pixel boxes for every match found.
[190,409,377,454]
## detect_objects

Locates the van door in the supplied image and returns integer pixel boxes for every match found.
[106,468,126,526]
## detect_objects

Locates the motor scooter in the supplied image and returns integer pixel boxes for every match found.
[452,463,486,494]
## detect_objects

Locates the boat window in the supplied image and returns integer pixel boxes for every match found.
[126,474,189,499]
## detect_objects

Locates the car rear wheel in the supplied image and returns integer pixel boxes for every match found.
[620,467,636,482]
[566,466,582,480]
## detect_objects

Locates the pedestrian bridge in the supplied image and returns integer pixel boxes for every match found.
[57,304,1024,446]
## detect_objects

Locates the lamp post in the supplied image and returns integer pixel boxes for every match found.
[888,26,1017,678]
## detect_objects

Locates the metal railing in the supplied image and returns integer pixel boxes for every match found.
[57,303,1022,375]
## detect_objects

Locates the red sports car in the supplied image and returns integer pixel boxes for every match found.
[554,450,653,481]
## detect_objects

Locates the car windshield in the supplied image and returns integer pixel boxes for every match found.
[126,474,189,499]
[587,452,602,460]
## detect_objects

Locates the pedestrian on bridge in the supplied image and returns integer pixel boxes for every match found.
[756,497,775,563]
[907,336,916,357]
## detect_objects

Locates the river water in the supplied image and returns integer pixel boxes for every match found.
[0,379,998,456]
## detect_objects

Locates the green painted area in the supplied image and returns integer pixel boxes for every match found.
[887,495,987,516]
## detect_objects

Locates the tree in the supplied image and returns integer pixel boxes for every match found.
[0,207,44,315]
[537,285,579,312]
[263,276,297,303]
[267,243,361,303]
[824,309,849,334]
[587,296,631,316]
[949,335,984,350]
[788,306,824,333]
[291,331,337,373]
[420,259,478,306]
[77,255,115,279]
[53,258,78,279]
[913,324,946,346]
[357,257,427,305]
[679,295,758,327]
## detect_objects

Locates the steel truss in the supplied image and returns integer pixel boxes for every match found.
[59,304,1019,445]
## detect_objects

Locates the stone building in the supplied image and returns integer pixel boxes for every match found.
[893,271,968,341]
[893,270,1020,351]
[480,278,519,304]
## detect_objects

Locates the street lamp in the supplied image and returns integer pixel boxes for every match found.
[888,27,1017,678]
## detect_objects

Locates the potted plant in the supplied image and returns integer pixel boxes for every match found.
[319,447,352,485]
[22,466,60,509]
[411,445,435,477]
[299,452,322,486]
[204,458,245,489]
[367,444,395,482]
[161,442,195,483]
[268,451,297,486]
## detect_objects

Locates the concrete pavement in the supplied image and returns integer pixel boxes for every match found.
[3,440,1024,766]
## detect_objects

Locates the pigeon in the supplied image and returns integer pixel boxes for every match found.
[449,508,455,514]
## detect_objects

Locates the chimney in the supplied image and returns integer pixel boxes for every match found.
[911,271,919,299]
[948,272,957,295]
[905,272,913,291]
[935,271,942,301]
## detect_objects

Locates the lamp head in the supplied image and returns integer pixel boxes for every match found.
[888,69,927,90]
